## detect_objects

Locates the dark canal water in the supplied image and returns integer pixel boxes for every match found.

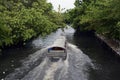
[0,26,120,80]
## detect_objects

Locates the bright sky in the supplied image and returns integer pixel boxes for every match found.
[47,0,75,12]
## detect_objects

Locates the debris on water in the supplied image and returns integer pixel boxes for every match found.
[1,78,4,80]
[3,72,5,74]
[23,42,26,45]
[11,60,14,63]
[11,64,14,67]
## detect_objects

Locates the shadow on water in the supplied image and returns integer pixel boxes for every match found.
[1,27,94,80]
[0,46,38,79]
[0,29,63,79]
[1,26,120,80]
[71,31,120,80]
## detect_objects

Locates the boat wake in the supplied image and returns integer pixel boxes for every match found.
[5,43,94,80]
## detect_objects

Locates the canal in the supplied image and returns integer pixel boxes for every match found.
[0,26,120,80]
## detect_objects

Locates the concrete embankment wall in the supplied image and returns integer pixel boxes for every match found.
[96,34,120,56]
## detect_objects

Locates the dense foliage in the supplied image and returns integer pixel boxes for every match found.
[64,0,120,40]
[0,0,65,48]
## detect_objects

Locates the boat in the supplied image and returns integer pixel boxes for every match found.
[47,35,67,60]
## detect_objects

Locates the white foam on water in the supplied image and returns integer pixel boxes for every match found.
[43,59,63,80]
[5,42,94,80]
[5,48,47,80]
[22,58,49,80]
[58,43,95,80]
[57,59,69,80]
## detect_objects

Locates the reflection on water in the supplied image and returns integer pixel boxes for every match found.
[0,26,120,80]
[0,28,63,79]
[71,31,120,80]
[4,42,93,80]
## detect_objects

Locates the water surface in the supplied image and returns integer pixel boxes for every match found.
[0,26,120,80]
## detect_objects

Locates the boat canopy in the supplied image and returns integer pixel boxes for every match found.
[48,36,66,51]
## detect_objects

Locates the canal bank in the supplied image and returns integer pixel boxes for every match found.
[75,30,120,57]
[96,34,120,56]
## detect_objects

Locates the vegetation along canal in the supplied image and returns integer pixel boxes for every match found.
[0,27,120,80]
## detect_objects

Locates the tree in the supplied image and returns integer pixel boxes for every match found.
[0,0,65,48]
[65,0,120,40]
